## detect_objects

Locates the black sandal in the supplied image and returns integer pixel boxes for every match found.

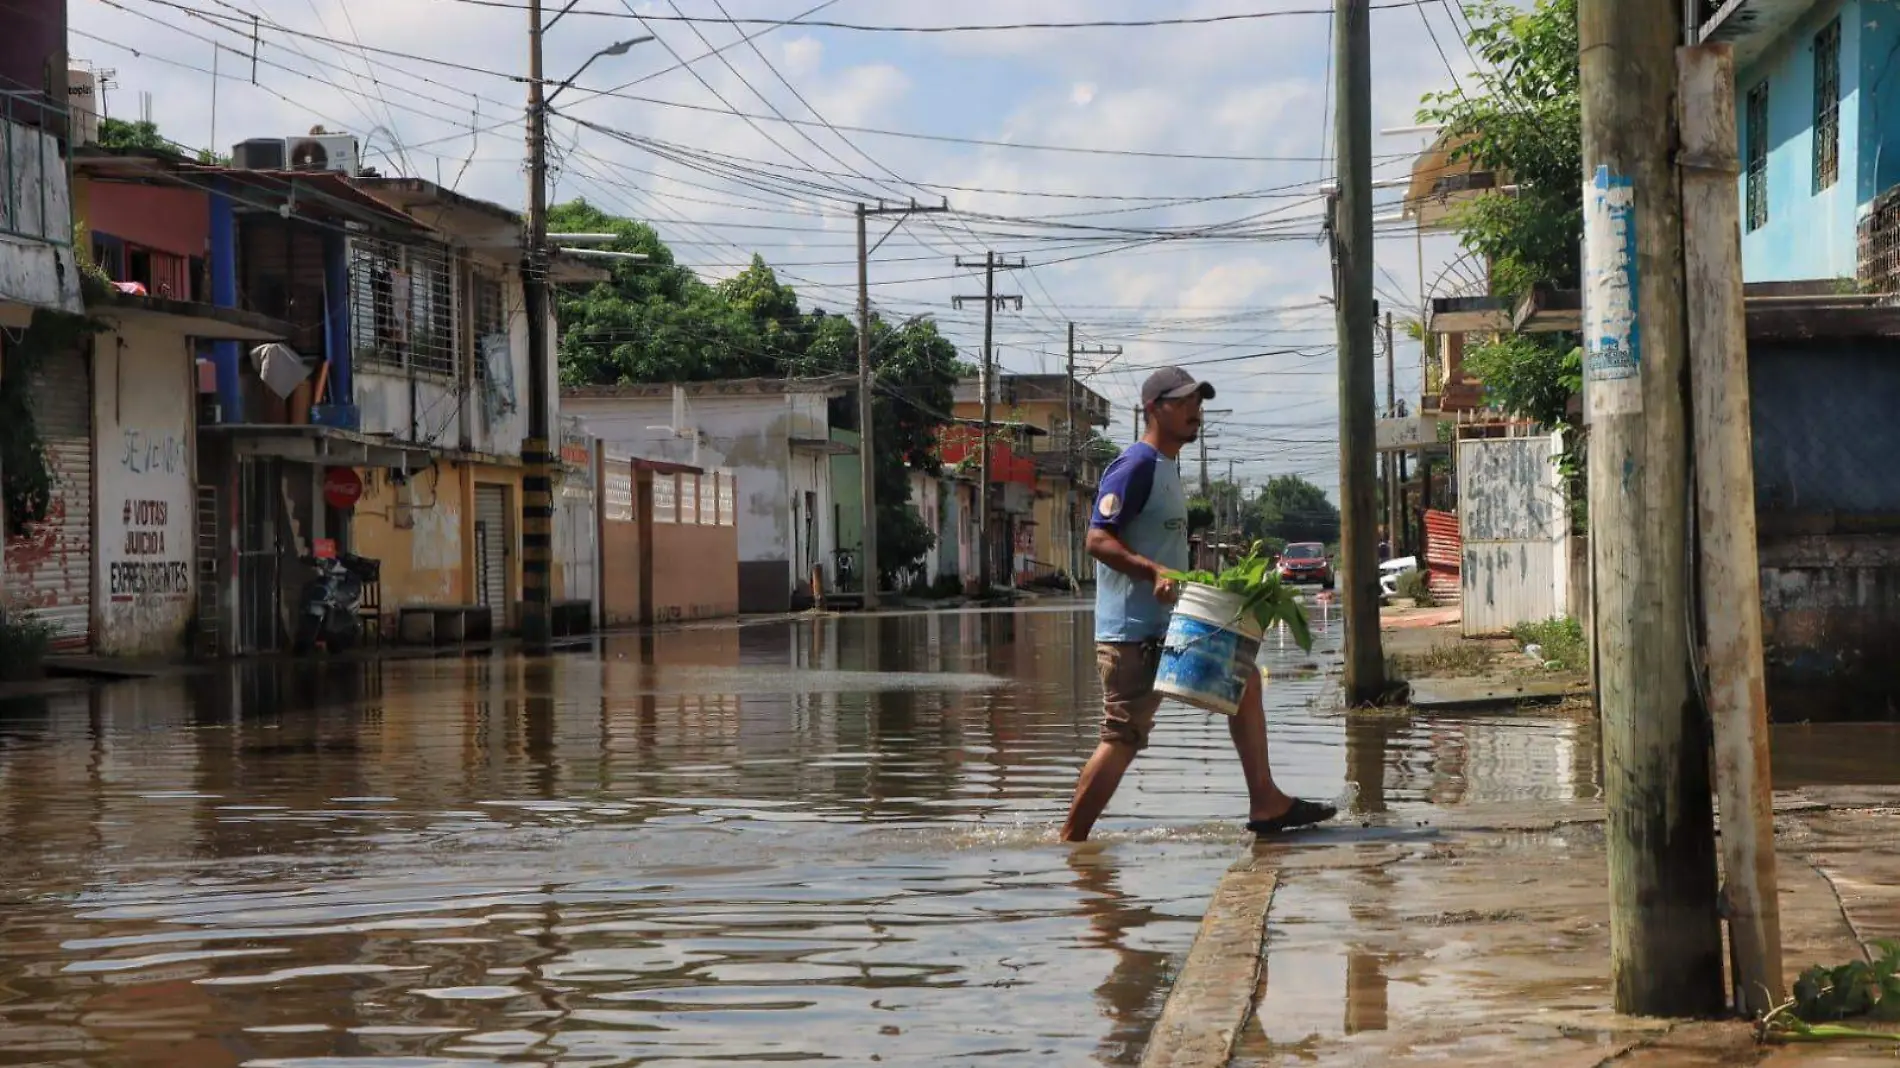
[1246,798,1338,835]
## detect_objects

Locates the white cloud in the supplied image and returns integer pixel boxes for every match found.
[781,36,822,78]
[1069,82,1096,107]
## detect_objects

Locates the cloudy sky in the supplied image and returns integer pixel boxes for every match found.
[66,0,1480,493]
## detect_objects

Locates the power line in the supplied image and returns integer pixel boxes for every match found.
[426,1,1439,31]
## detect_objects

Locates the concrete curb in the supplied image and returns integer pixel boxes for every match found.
[1139,854,1277,1068]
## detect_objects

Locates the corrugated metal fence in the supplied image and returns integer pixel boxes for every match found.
[1458,432,1570,637]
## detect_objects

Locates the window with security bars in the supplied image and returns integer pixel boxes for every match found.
[1747,81,1770,232]
[1815,19,1841,193]
[471,271,505,383]
[349,238,458,377]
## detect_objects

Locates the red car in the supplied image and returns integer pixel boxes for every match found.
[1276,542,1334,588]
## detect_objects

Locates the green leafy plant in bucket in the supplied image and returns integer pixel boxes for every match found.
[1166,542,1314,651]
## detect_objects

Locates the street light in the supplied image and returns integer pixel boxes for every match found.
[546,35,654,104]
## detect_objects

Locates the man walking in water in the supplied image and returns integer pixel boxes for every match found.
[1060,367,1338,842]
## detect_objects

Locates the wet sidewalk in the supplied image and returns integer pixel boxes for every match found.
[1148,787,1900,1068]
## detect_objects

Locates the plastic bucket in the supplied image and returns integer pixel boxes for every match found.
[1154,583,1264,717]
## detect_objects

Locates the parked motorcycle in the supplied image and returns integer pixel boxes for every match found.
[293,552,380,653]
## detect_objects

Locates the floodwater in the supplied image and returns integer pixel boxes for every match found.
[0,603,1608,1067]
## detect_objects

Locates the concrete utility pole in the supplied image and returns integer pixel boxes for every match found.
[1066,325,1121,581]
[1579,0,1725,1016]
[1331,0,1386,703]
[953,253,1023,592]
[1680,44,1782,1016]
[521,0,553,649]
[856,200,948,608]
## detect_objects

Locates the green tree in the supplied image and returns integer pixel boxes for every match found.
[794,314,962,584]
[1247,475,1341,546]
[97,118,173,153]
[1418,0,1581,301]
[1186,498,1216,533]
[550,199,777,384]
[1417,0,1584,441]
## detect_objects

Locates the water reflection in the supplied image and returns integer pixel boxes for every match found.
[0,605,1608,1066]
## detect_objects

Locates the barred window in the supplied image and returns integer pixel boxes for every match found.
[1747,81,1770,232]
[348,238,457,377]
[472,271,505,383]
[1815,19,1841,193]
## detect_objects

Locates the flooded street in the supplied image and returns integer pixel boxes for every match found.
[0,604,1607,1067]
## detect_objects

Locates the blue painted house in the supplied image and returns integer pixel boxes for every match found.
[1704,0,1900,282]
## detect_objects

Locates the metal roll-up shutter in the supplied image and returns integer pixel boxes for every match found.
[474,484,508,631]
[7,349,94,649]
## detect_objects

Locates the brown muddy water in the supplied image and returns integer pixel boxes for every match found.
[0,605,1608,1067]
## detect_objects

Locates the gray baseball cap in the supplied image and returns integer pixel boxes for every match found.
[1141,366,1216,406]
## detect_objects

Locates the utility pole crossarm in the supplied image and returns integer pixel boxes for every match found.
[955,251,1026,593]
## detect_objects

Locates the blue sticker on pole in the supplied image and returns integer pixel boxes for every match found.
[1583,165,1641,418]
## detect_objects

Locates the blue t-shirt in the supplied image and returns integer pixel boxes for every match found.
[1091,442,1189,642]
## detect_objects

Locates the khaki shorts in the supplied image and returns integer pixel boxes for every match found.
[1098,641,1165,750]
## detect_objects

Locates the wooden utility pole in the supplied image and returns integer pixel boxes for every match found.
[953,253,1023,592]
[1384,310,1398,555]
[1198,432,1210,498]
[856,200,948,608]
[520,0,554,648]
[1679,43,1783,1016]
[1331,0,1385,702]
[1067,326,1120,581]
[1579,0,1725,1016]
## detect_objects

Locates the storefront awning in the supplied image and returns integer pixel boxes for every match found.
[203,423,438,469]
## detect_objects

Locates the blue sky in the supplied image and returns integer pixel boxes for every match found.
[68,0,1477,494]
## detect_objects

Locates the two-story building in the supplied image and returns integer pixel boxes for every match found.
[949,374,1111,586]
[10,128,604,657]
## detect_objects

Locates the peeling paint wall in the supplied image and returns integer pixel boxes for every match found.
[92,320,196,656]
[1751,339,1900,720]
[350,461,467,611]
[0,113,83,319]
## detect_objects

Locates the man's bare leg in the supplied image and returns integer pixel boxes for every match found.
[1229,670,1294,823]
[1060,741,1138,842]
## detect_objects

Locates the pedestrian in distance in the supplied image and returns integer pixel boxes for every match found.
[1059,366,1338,843]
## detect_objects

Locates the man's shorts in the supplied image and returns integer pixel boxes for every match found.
[1097,641,1165,750]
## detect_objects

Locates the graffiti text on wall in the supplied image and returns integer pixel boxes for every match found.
[110,561,191,597]
[122,430,186,475]
[111,497,190,600]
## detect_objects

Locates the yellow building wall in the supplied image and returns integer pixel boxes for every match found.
[351,462,470,610]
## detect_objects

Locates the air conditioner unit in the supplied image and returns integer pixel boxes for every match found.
[284,133,359,174]
[233,138,286,170]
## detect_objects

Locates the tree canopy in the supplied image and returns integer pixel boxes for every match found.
[1417,0,1583,435]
